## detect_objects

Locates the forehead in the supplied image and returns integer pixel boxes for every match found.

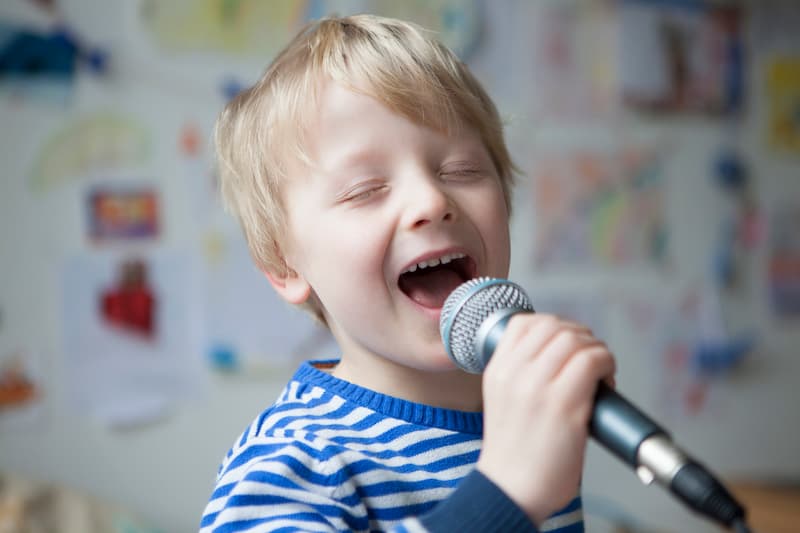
[296,81,488,171]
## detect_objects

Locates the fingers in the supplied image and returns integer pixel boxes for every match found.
[483,314,565,389]
[484,313,616,416]
[489,315,589,366]
[553,343,616,411]
[531,325,606,383]
[487,313,604,381]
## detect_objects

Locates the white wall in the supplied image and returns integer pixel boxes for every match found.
[1,1,798,532]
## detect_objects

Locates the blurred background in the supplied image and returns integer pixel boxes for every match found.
[0,0,798,531]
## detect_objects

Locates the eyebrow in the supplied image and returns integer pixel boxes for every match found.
[324,148,383,173]
[314,152,383,195]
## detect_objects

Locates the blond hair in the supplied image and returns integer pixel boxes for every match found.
[215,14,515,325]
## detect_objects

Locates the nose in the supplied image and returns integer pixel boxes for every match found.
[402,174,455,229]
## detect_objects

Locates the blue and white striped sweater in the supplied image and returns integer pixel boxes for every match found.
[200,361,583,532]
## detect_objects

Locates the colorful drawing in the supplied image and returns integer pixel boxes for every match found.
[0,349,44,430]
[528,0,618,119]
[766,57,800,154]
[620,289,753,420]
[140,0,482,60]
[619,1,744,115]
[61,252,199,427]
[662,288,754,418]
[0,354,38,410]
[30,113,150,192]
[0,22,77,105]
[768,204,800,317]
[87,186,159,242]
[140,0,307,57]
[711,147,764,288]
[0,4,110,107]
[100,258,157,339]
[532,147,668,270]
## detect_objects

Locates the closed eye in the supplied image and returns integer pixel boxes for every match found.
[439,166,488,181]
[337,181,388,204]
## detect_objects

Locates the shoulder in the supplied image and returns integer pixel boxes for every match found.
[215,380,352,477]
[216,430,347,494]
[201,430,362,533]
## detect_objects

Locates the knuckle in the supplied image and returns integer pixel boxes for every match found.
[555,328,584,350]
[505,314,531,336]
[538,315,561,330]
[505,313,558,343]
[576,346,612,372]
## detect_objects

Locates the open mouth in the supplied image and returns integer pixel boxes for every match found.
[398,253,476,309]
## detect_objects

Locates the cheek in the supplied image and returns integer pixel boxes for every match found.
[305,223,393,328]
[294,214,391,284]
[478,190,511,269]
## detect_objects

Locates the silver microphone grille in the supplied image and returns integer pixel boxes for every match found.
[439,277,533,373]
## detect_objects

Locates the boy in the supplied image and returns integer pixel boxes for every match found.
[201,14,614,533]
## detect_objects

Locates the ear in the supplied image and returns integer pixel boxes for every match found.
[264,266,312,305]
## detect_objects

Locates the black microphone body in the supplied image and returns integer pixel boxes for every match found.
[440,277,747,529]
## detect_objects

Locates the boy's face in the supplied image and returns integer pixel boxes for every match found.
[273,81,510,377]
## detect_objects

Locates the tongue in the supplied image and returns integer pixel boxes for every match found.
[399,268,463,308]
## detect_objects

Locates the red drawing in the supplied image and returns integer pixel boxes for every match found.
[100,259,156,338]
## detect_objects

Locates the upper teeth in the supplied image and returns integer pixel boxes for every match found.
[403,253,465,273]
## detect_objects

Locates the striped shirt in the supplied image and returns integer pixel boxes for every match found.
[200,360,584,532]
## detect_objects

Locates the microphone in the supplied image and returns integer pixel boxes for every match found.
[440,277,749,530]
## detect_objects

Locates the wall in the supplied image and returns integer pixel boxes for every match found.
[1,1,798,532]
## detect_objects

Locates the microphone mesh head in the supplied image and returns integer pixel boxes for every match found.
[440,277,532,373]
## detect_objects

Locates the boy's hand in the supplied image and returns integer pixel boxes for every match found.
[476,313,616,526]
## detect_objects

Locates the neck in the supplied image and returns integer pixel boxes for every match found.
[331,355,483,411]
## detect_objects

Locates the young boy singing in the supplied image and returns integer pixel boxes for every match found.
[200,14,614,533]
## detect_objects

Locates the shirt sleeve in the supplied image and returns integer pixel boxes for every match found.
[415,469,539,533]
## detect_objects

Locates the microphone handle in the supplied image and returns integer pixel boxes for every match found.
[591,381,666,467]
[592,382,745,527]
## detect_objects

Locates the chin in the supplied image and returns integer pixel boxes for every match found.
[414,352,461,373]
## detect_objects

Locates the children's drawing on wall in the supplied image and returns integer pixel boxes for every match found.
[639,146,761,419]
[139,0,482,62]
[711,146,764,291]
[86,185,159,243]
[531,146,669,271]
[765,57,800,154]
[30,112,151,193]
[527,0,617,120]
[0,20,76,105]
[622,288,754,421]
[139,0,308,59]
[0,0,110,106]
[0,24,75,105]
[671,287,754,418]
[618,0,744,115]
[100,258,157,339]
[768,203,800,318]
[0,349,44,430]
[61,251,201,428]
